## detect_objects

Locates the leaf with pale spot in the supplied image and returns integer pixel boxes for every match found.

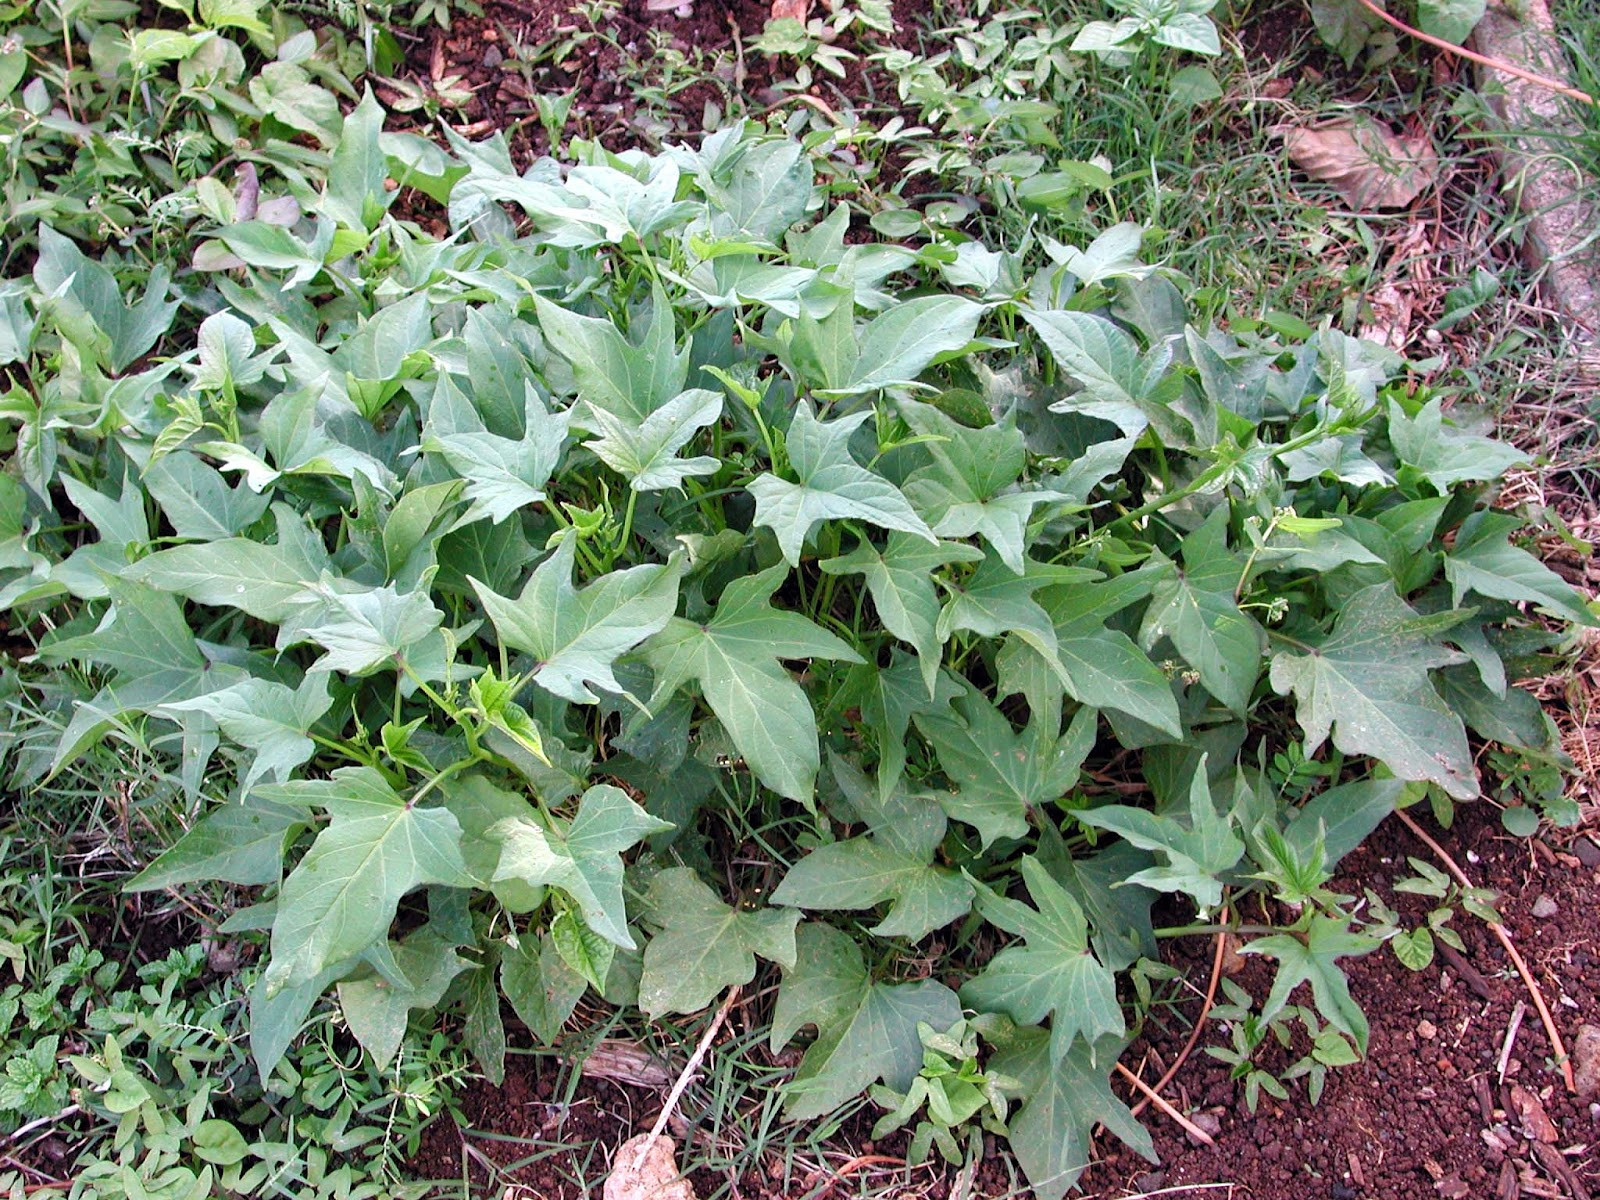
[1140,512,1262,713]
[1268,583,1476,798]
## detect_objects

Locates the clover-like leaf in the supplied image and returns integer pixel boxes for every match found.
[638,868,799,1016]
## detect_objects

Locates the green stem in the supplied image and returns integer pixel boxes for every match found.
[1265,628,1316,654]
[617,487,638,559]
[409,754,483,808]
[1116,422,1345,530]
[1234,512,1284,601]
[1154,921,1280,939]
[310,732,376,768]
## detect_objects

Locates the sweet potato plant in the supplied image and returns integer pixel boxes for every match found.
[4,105,1591,1196]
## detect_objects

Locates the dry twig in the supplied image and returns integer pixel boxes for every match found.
[1498,1000,1529,1083]
[1115,1062,1215,1145]
[632,986,741,1171]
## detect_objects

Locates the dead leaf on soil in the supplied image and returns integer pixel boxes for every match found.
[1509,1083,1559,1143]
[770,0,810,20]
[582,1039,677,1089]
[605,1134,698,1200]
[1277,117,1440,210]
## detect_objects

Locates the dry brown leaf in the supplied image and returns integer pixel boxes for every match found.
[605,1134,698,1200]
[582,1039,677,1089]
[771,0,810,20]
[1509,1083,1560,1144]
[1279,118,1440,210]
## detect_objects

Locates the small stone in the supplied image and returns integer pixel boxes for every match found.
[1418,1019,1438,1040]
[1574,837,1600,868]
[1188,1110,1223,1147]
[1133,1172,1165,1191]
[1531,894,1559,918]
[482,45,504,69]
[604,1135,697,1200]
[1573,1023,1600,1099]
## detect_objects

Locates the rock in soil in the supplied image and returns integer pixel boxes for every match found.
[1531,894,1559,918]
[1573,1023,1600,1100]
[604,1135,697,1200]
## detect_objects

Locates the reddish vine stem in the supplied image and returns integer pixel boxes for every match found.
[1130,902,1230,1120]
[1353,0,1595,106]
[1392,808,1576,1093]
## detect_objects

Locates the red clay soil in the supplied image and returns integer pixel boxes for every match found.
[1109,802,1600,1200]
